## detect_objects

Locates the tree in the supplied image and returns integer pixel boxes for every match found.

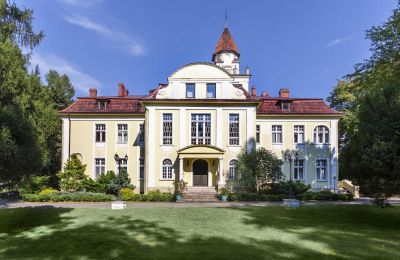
[229,148,283,193]
[108,169,134,195]
[0,0,44,48]
[57,154,87,192]
[45,70,75,111]
[348,70,400,200]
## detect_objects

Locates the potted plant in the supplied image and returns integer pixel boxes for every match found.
[220,187,229,202]
[173,180,187,201]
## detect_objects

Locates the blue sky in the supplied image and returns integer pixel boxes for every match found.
[18,0,397,99]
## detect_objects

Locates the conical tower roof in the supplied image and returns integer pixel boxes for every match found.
[212,27,240,61]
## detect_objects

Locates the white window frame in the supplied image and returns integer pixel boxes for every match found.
[117,124,128,144]
[315,159,328,181]
[162,113,173,145]
[228,159,238,180]
[94,158,105,179]
[256,125,261,144]
[228,114,240,145]
[95,124,106,143]
[294,159,305,181]
[191,114,211,145]
[115,159,128,174]
[139,158,144,180]
[313,125,330,144]
[294,125,305,144]
[272,125,283,144]
[161,158,173,180]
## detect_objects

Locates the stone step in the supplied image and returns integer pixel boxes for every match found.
[179,199,220,203]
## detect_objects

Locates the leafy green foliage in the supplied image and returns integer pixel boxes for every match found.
[264,181,311,196]
[45,70,75,111]
[21,192,115,202]
[119,188,135,201]
[18,175,50,194]
[173,179,187,195]
[108,169,134,195]
[57,154,87,192]
[228,148,283,193]
[38,188,57,196]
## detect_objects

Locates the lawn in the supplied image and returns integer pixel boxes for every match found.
[0,205,399,259]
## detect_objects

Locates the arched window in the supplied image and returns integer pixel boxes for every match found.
[228,160,238,180]
[162,159,173,180]
[313,126,329,144]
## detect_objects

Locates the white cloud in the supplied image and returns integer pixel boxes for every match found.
[64,16,147,56]
[57,0,101,8]
[326,34,354,47]
[31,53,101,94]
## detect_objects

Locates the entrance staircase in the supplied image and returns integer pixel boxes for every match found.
[180,187,219,202]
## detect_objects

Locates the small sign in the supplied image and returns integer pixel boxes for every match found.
[111,201,126,210]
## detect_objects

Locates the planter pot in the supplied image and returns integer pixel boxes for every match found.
[283,199,300,208]
[220,195,228,202]
[175,194,182,201]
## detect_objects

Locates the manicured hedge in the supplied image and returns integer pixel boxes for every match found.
[120,189,173,202]
[21,192,115,202]
[228,191,353,202]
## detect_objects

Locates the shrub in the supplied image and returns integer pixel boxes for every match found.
[19,175,51,194]
[303,191,315,200]
[173,180,187,195]
[38,188,57,196]
[120,188,135,201]
[219,187,229,195]
[21,192,115,202]
[57,154,87,192]
[264,181,311,196]
[147,190,163,202]
[314,191,333,200]
[108,169,134,195]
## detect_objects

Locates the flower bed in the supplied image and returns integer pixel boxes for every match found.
[21,192,115,202]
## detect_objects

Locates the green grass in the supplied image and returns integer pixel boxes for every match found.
[0,205,399,259]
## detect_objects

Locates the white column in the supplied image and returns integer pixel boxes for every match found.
[330,119,339,189]
[218,158,224,185]
[216,108,222,147]
[246,108,255,152]
[179,108,186,147]
[148,107,156,187]
[179,157,184,181]
[61,117,70,169]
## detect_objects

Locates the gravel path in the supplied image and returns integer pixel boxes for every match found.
[1,198,399,209]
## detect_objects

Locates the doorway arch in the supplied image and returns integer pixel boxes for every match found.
[193,159,208,186]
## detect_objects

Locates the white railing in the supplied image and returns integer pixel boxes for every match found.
[340,179,360,198]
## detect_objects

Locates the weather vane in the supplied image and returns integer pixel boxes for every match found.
[224,9,228,28]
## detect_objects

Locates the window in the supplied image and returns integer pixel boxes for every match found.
[162,113,173,145]
[139,124,145,143]
[186,83,195,98]
[272,125,282,144]
[95,124,106,142]
[98,101,107,110]
[316,159,328,181]
[313,126,329,144]
[162,159,173,179]
[95,158,105,178]
[294,159,304,180]
[191,114,211,145]
[294,125,304,144]
[117,124,128,143]
[139,158,144,180]
[206,83,216,98]
[282,101,290,111]
[256,125,260,144]
[229,114,239,145]
[228,160,238,180]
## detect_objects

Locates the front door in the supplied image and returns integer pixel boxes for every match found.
[193,159,208,186]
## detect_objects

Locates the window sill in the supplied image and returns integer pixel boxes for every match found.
[227,145,241,147]
[117,142,128,145]
[159,179,173,181]
[160,144,174,147]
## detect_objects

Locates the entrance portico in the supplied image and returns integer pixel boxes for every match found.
[177,145,225,187]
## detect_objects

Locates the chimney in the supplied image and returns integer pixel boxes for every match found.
[279,88,290,98]
[89,88,97,98]
[124,89,129,96]
[261,91,269,97]
[118,83,126,97]
[251,85,257,97]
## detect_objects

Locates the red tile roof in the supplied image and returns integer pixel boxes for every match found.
[213,27,239,60]
[60,97,145,114]
[257,98,342,115]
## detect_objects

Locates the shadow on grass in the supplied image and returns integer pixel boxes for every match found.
[0,206,399,259]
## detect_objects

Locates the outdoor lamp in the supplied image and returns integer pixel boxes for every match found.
[114,153,119,161]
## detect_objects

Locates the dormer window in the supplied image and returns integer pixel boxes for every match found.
[186,83,195,98]
[282,101,290,111]
[97,100,108,110]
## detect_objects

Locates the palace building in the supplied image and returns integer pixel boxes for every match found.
[60,26,342,194]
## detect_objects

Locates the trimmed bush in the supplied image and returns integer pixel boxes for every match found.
[120,188,135,201]
[303,191,316,200]
[38,188,58,196]
[21,192,115,202]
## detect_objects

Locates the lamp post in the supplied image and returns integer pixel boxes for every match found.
[284,151,298,199]
[114,153,128,198]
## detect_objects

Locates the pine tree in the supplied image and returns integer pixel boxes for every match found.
[57,154,87,192]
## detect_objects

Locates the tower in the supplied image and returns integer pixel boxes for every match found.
[212,26,240,74]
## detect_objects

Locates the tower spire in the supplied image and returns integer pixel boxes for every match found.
[224,9,228,28]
